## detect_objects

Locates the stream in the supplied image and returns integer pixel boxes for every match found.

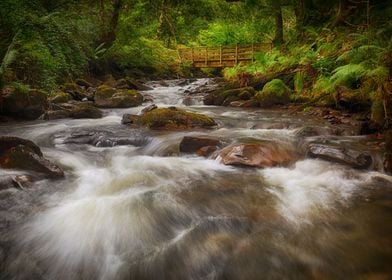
[1,78,392,280]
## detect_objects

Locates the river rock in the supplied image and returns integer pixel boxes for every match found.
[95,85,143,108]
[307,143,372,169]
[62,83,87,101]
[0,136,64,178]
[0,136,43,156]
[75,79,92,88]
[219,142,296,168]
[255,79,291,107]
[49,92,72,104]
[63,130,148,147]
[1,87,48,120]
[122,107,217,130]
[42,104,102,120]
[203,87,256,106]
[141,104,158,114]
[70,104,103,119]
[179,136,221,154]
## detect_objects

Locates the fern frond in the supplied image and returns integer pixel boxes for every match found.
[330,64,366,87]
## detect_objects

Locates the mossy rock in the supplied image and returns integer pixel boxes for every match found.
[75,79,92,88]
[371,99,385,126]
[0,145,64,178]
[63,83,81,93]
[95,86,142,108]
[49,92,72,104]
[124,107,217,130]
[2,87,48,119]
[208,87,256,106]
[255,79,291,107]
[70,105,103,119]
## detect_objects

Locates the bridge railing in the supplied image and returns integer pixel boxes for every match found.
[178,43,272,68]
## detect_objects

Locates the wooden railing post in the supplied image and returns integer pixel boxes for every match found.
[219,45,222,67]
[205,47,208,67]
[235,44,238,65]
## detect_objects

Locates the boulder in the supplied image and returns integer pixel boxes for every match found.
[0,146,64,178]
[70,104,103,119]
[307,143,372,169]
[219,142,296,168]
[42,110,72,120]
[42,104,102,120]
[0,136,42,156]
[114,78,152,91]
[95,85,143,108]
[197,146,218,157]
[127,79,153,91]
[49,92,72,104]
[141,104,158,114]
[0,136,64,178]
[62,83,87,101]
[179,136,221,154]
[75,79,92,88]
[203,87,256,106]
[122,107,217,130]
[2,87,48,120]
[255,79,291,107]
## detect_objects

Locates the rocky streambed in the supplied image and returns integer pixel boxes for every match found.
[0,78,391,280]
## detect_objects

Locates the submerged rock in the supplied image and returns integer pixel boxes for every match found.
[179,136,221,154]
[0,136,64,178]
[307,143,372,169]
[95,85,143,108]
[219,141,296,168]
[255,79,291,107]
[122,107,217,130]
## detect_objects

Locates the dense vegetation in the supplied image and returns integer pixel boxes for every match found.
[0,0,391,127]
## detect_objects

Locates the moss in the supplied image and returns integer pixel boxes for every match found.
[255,79,291,107]
[136,108,216,129]
[371,99,385,125]
[50,92,71,103]
[96,85,116,99]
[70,104,102,119]
[63,83,80,92]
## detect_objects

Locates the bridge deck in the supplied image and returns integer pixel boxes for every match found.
[179,43,272,68]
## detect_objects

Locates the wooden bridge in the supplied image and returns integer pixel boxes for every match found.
[178,43,272,68]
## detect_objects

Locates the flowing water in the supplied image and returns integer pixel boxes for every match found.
[0,79,392,280]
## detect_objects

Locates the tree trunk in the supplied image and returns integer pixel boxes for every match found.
[333,0,350,26]
[101,0,123,47]
[272,0,284,46]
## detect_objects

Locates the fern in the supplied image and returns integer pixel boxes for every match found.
[330,64,366,88]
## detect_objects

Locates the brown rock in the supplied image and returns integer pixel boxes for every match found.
[219,142,295,168]
[180,136,221,153]
[0,145,64,178]
[123,107,217,130]
[197,146,218,157]
[0,136,42,156]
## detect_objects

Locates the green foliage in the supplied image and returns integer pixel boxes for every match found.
[107,38,177,75]
[330,64,367,88]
